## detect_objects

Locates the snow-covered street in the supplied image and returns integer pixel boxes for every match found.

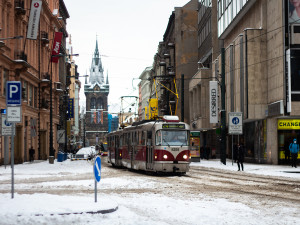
[1,158,300,225]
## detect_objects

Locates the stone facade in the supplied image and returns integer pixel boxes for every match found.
[0,0,69,164]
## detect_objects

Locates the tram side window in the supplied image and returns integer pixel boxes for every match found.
[155,130,162,146]
[141,131,145,145]
[120,135,122,146]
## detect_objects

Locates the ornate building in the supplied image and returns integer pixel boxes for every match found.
[84,40,109,146]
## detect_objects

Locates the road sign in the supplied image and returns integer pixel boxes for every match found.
[57,130,65,144]
[6,106,22,123]
[1,114,14,136]
[228,112,243,135]
[94,156,101,182]
[6,81,21,106]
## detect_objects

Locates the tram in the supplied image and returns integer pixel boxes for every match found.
[107,115,191,174]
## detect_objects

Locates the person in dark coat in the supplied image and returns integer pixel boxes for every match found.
[29,146,35,162]
[233,144,238,163]
[236,144,245,171]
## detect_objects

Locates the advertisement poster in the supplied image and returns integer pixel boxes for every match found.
[289,1,300,24]
[190,131,200,159]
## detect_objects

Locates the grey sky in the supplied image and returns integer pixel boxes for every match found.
[63,0,189,112]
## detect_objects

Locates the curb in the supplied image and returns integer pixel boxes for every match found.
[24,206,119,217]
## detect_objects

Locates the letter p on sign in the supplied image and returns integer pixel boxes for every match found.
[6,81,21,106]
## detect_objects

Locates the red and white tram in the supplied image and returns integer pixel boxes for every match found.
[107,116,190,174]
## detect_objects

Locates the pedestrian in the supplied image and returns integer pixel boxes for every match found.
[237,144,245,171]
[233,144,238,163]
[29,146,35,162]
[289,138,299,168]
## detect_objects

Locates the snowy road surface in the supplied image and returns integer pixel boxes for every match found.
[0,158,300,225]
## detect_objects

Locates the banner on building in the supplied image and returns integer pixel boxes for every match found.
[94,111,97,123]
[51,32,63,63]
[68,98,74,119]
[27,0,42,39]
[97,111,101,124]
[149,98,158,120]
[209,81,218,123]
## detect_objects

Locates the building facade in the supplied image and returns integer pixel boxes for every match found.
[151,0,198,122]
[0,0,70,164]
[188,0,300,164]
[84,40,109,146]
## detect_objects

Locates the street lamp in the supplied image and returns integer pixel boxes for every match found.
[49,54,63,162]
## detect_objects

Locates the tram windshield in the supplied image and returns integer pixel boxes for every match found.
[156,130,189,146]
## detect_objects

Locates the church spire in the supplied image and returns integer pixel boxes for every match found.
[94,39,99,58]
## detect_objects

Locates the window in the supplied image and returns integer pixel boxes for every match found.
[161,130,189,146]
[155,130,162,146]
[29,84,33,106]
[34,87,37,108]
[22,80,27,102]
[90,98,96,109]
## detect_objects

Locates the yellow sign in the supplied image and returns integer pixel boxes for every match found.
[278,119,300,130]
[149,98,158,119]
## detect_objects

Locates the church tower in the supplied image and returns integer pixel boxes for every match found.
[84,40,109,146]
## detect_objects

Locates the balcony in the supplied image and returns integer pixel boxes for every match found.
[54,82,64,93]
[15,0,26,15]
[41,31,49,45]
[41,98,49,109]
[15,50,27,62]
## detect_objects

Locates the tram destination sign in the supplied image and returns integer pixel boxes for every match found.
[162,124,185,129]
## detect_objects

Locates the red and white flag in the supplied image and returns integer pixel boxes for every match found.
[51,32,63,63]
[27,0,42,39]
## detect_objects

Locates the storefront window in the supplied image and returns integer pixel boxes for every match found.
[278,119,300,164]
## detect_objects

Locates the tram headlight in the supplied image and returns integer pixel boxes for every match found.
[163,154,168,159]
[183,154,188,159]
[155,153,158,159]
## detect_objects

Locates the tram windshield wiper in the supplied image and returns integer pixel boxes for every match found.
[163,139,170,147]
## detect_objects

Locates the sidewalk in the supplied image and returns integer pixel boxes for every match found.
[191,159,300,179]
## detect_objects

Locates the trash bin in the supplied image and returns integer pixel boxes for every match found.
[49,156,54,164]
[57,152,64,162]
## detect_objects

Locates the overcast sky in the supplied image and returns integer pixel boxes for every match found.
[63,0,189,113]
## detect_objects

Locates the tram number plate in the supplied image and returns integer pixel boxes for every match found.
[171,148,179,151]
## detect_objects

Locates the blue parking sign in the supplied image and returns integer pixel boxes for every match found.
[6,81,21,106]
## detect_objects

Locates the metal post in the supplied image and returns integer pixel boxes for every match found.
[95,180,97,202]
[49,60,54,163]
[181,74,184,122]
[221,47,226,165]
[4,136,9,168]
[11,123,15,199]
[65,92,68,153]
[232,135,233,165]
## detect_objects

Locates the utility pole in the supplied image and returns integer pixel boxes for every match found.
[221,47,226,165]
[181,74,184,122]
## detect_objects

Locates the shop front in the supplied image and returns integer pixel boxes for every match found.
[278,119,300,165]
[190,131,200,162]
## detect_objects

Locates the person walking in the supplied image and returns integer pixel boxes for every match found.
[289,138,299,168]
[237,144,245,171]
[29,146,35,162]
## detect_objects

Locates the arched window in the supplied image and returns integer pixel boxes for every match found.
[90,98,96,109]
[97,98,103,109]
